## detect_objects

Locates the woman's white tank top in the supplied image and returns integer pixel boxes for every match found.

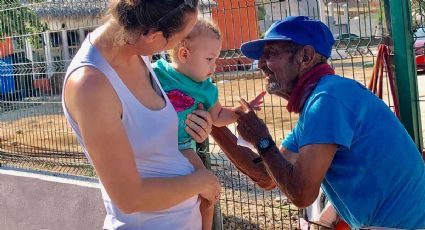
[62,35,201,230]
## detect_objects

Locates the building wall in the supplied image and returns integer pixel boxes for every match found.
[258,0,381,37]
[212,0,259,50]
[0,167,105,230]
[259,0,326,33]
[41,17,100,31]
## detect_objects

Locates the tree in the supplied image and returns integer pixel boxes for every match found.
[411,0,425,28]
[257,5,266,21]
[0,0,47,48]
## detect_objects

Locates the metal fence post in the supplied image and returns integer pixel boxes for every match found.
[197,140,223,230]
[388,0,424,151]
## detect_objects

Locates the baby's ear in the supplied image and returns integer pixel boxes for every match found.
[177,46,190,63]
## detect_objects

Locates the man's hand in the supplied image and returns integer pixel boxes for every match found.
[236,97,272,145]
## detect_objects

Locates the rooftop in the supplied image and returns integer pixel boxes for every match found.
[27,0,217,19]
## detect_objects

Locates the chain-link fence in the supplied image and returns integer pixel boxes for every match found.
[1,0,423,229]
[412,0,425,158]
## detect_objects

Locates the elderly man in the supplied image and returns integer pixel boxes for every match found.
[211,16,425,229]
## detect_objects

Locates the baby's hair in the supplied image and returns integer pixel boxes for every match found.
[186,17,221,41]
[169,17,221,61]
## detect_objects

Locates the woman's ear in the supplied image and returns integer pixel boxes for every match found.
[142,30,165,44]
[177,46,190,63]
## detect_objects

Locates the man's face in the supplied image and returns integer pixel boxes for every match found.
[258,41,302,100]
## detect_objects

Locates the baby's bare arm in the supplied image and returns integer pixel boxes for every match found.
[209,91,267,127]
[209,102,238,127]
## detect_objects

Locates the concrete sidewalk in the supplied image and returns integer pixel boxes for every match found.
[0,167,105,230]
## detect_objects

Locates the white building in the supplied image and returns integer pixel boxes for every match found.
[25,0,216,76]
[257,0,382,37]
[257,0,327,33]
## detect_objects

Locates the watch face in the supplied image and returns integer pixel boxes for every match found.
[259,138,270,149]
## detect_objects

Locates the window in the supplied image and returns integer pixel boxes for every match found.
[67,30,80,47]
[50,32,62,47]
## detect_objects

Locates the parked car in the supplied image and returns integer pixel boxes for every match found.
[414,27,425,53]
[333,33,372,56]
[414,27,425,71]
[335,33,360,41]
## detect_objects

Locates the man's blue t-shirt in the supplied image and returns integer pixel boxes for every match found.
[282,75,425,229]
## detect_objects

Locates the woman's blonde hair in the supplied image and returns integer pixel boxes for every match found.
[105,0,199,46]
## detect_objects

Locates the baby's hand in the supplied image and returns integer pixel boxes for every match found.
[248,91,266,111]
[233,91,266,113]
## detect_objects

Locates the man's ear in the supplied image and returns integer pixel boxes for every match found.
[177,46,190,63]
[301,45,316,67]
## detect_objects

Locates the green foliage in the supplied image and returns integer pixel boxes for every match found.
[412,0,425,28]
[257,5,266,21]
[259,32,265,39]
[0,0,47,47]
[377,1,385,25]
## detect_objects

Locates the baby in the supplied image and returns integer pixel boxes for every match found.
[153,17,264,230]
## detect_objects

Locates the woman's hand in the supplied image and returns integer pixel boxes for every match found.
[185,103,213,143]
[195,169,221,207]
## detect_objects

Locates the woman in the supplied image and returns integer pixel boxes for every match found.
[62,0,220,229]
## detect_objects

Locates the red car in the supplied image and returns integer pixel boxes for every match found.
[414,28,425,71]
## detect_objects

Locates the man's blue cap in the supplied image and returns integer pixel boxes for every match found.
[241,16,335,59]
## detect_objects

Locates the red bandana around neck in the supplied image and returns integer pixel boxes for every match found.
[286,63,335,113]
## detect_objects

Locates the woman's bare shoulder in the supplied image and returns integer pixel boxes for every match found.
[66,67,110,94]
[64,66,121,118]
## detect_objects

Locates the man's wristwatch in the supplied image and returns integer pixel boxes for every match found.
[256,136,275,156]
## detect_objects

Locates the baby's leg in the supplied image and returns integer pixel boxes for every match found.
[181,148,206,170]
[181,149,214,230]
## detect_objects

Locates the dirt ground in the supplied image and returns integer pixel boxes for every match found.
[1,56,382,163]
[1,55,419,229]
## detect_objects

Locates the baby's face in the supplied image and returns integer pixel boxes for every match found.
[184,36,221,82]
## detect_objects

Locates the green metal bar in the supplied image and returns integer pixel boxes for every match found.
[383,0,392,36]
[388,0,424,151]
[197,141,223,230]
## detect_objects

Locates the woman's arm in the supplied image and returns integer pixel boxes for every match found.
[64,68,220,213]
